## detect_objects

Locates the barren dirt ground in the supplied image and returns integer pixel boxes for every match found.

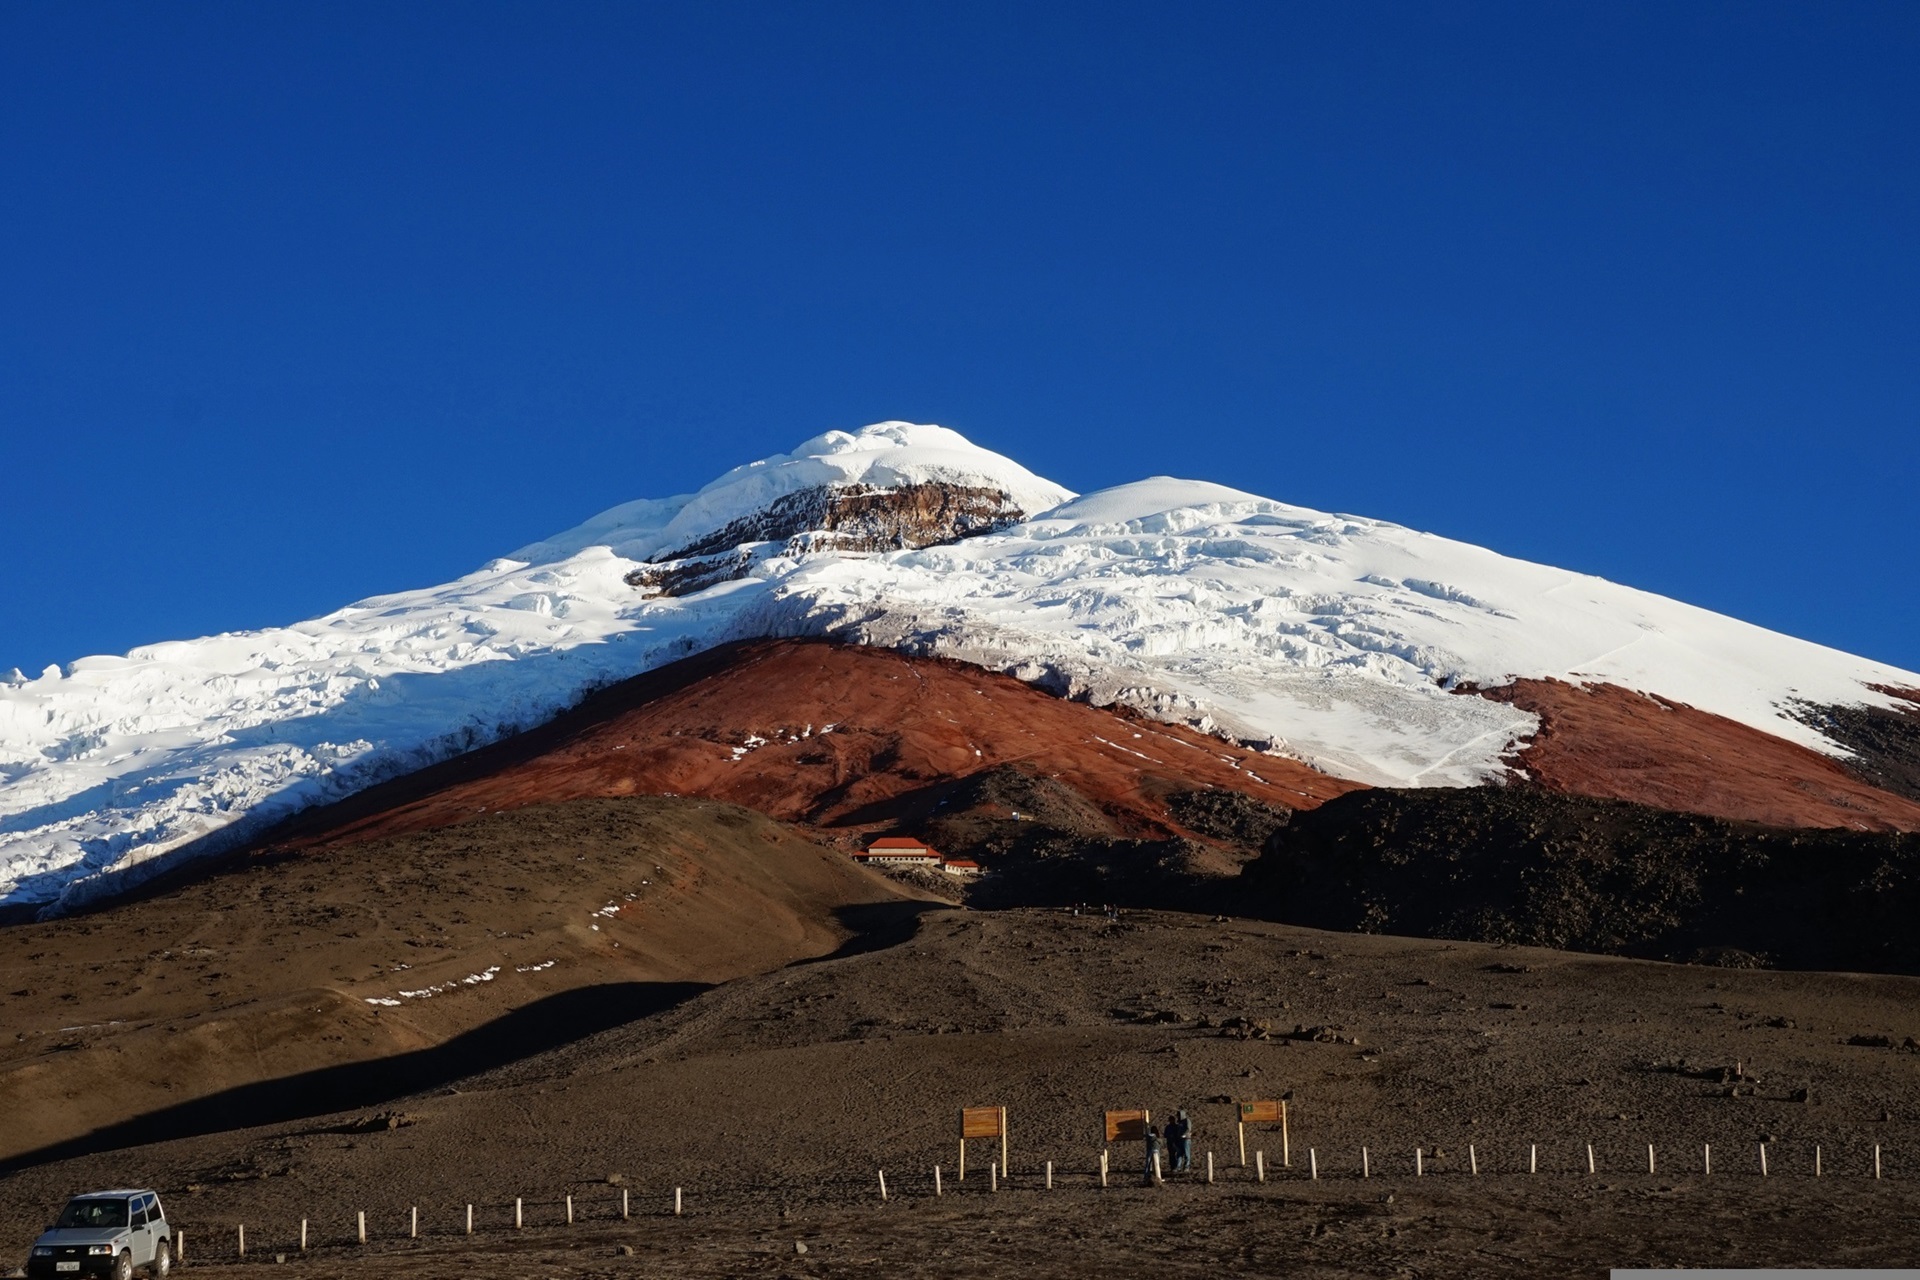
[7,908,1920,1277]
[0,798,923,1162]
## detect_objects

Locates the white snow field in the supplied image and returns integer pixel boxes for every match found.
[3,422,1916,912]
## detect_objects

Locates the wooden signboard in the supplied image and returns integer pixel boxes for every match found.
[962,1106,1006,1139]
[1236,1098,1288,1167]
[1104,1108,1150,1143]
[958,1106,1008,1179]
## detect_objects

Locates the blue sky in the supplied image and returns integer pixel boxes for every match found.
[4,2,1917,676]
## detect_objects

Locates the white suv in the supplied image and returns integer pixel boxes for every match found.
[25,1190,171,1280]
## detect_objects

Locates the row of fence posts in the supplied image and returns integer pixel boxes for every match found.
[879,1139,1889,1206]
[216,1138,1895,1256]
[229,1187,684,1257]
[1223,1140,1883,1182]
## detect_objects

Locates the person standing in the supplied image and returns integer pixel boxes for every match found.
[1167,1109,1193,1173]
[1143,1123,1166,1184]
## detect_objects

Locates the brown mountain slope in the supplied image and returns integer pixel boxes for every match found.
[260,639,1360,855]
[0,797,928,1164]
[1479,679,1920,831]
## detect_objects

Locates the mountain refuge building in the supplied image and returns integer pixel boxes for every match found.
[854,837,981,875]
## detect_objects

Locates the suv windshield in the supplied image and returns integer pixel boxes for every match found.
[55,1199,129,1229]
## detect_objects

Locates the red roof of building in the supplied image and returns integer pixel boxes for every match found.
[868,836,932,850]
[942,858,981,869]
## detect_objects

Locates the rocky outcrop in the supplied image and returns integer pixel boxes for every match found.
[1472,678,1920,832]
[1246,784,1920,973]
[253,639,1359,855]
[1789,686,1920,806]
[626,482,1029,598]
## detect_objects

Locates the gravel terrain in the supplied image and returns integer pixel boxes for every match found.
[6,907,1920,1277]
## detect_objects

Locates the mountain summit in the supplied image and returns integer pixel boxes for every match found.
[3,421,1917,912]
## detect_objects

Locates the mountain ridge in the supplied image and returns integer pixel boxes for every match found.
[5,421,1918,912]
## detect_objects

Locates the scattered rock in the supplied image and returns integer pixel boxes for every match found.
[1218,1016,1272,1041]
[795,1242,809,1254]
[616,1244,635,1256]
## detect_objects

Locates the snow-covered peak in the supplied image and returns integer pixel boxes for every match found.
[5,423,1919,914]
[1037,477,1271,527]
[512,422,1074,565]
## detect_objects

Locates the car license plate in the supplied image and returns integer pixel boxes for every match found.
[56,1263,80,1273]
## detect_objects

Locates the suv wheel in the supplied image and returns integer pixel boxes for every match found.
[112,1250,133,1280]
[151,1238,172,1277]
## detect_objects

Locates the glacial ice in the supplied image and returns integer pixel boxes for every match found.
[3,423,1917,912]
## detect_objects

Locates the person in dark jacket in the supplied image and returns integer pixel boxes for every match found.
[1166,1109,1193,1173]
[1143,1123,1166,1184]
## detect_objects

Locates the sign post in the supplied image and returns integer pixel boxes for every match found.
[961,1106,1008,1180]
[1238,1100,1285,1169]
[1105,1109,1150,1144]
[1105,1108,1150,1181]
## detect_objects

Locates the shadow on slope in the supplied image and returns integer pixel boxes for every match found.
[0,796,932,1166]
[801,900,951,964]
[842,765,1292,911]
[0,981,709,1174]
[1245,785,1920,973]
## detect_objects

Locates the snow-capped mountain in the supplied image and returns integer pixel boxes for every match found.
[4,421,1917,912]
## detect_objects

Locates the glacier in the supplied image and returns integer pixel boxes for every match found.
[4,421,1916,913]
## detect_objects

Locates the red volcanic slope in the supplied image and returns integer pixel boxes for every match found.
[1480,679,1920,832]
[265,640,1362,852]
